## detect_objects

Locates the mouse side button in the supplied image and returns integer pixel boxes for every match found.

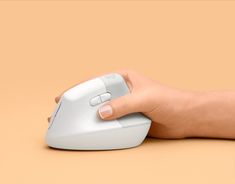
[90,96,101,106]
[100,92,111,102]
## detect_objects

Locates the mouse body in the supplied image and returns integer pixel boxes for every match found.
[45,73,151,150]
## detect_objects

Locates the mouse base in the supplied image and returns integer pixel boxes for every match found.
[46,123,151,150]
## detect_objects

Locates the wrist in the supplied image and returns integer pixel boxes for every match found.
[174,90,202,138]
[179,91,208,138]
[152,88,200,138]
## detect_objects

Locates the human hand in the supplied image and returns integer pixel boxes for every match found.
[49,70,196,139]
[96,70,196,139]
[49,70,235,139]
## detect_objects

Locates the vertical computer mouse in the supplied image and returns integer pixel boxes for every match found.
[45,73,151,150]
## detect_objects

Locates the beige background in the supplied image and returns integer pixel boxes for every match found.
[0,1,235,183]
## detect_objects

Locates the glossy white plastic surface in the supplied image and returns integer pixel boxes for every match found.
[45,73,151,150]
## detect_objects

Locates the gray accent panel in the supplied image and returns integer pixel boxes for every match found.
[100,73,129,99]
[118,113,151,128]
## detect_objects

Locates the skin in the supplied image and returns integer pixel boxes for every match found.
[48,70,235,139]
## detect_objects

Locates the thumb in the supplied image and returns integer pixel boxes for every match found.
[98,94,141,120]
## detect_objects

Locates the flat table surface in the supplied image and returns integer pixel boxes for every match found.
[0,1,235,184]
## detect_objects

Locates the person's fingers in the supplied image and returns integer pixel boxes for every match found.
[55,96,60,103]
[114,70,133,91]
[98,94,143,120]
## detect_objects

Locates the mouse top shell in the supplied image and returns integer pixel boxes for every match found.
[48,73,129,131]
[62,73,129,102]
[46,73,151,150]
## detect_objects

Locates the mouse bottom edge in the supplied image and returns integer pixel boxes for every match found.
[46,123,151,150]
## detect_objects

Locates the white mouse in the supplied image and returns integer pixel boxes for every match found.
[45,73,151,150]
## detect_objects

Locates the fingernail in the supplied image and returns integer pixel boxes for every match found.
[99,105,113,119]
